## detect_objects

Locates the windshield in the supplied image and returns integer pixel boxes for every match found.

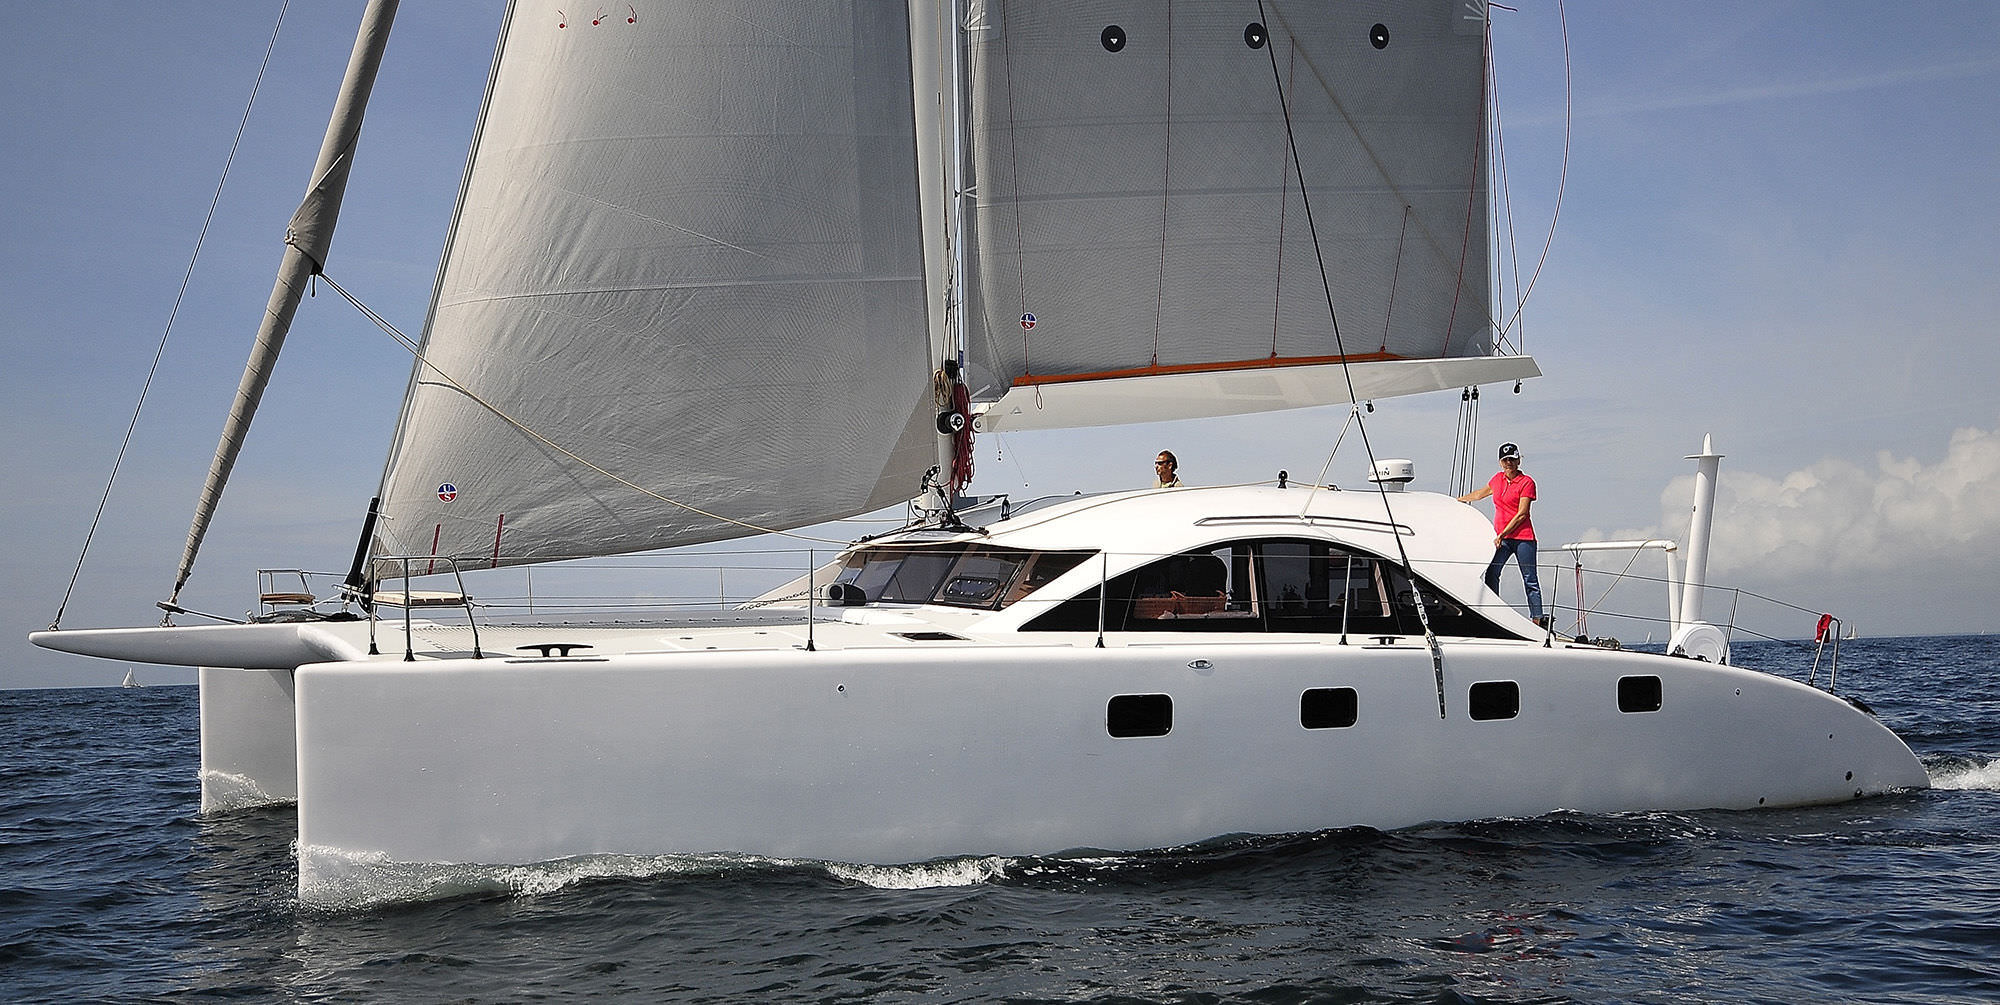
[833,545,1092,610]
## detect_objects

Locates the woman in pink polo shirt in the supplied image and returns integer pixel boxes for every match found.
[1457,442,1547,629]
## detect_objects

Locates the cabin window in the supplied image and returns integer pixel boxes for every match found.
[1001,550,1092,609]
[1301,687,1358,729]
[1618,675,1663,713]
[1468,681,1520,721]
[1022,537,1512,638]
[1107,693,1172,737]
[832,545,1093,610]
[936,548,1022,607]
[834,547,936,604]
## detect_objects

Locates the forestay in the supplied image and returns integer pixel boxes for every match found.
[959,0,1517,430]
[372,1,936,572]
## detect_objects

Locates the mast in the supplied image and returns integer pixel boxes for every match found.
[910,0,956,519]
[166,0,400,609]
[921,0,972,519]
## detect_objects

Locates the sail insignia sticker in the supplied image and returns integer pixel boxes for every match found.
[1021,313,1037,331]
[438,484,458,503]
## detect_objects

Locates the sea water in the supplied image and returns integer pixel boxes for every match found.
[3,636,1998,1003]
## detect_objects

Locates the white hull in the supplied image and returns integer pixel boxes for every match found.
[198,668,298,812]
[36,486,1929,906]
[290,634,1924,905]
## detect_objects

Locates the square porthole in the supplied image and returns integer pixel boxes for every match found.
[1468,681,1519,721]
[1107,693,1172,737]
[1619,675,1663,713]
[1301,687,1358,729]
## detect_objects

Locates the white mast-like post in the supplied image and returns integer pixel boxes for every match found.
[1677,434,1724,629]
[167,0,401,609]
[907,0,966,520]
[909,0,946,515]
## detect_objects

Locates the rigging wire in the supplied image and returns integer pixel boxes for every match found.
[1257,6,1510,354]
[51,1,292,630]
[1489,35,1525,356]
[1259,0,1447,714]
[1451,385,1481,498]
[316,274,855,549]
[1492,0,1571,346]
[1306,405,1362,491]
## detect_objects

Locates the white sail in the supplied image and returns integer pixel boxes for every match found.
[959,0,1502,425]
[371,1,936,571]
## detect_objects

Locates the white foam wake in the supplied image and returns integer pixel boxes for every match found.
[823,856,1014,889]
[199,769,292,813]
[1928,757,2000,791]
[297,844,1023,909]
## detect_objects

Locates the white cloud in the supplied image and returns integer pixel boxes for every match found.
[1664,422,2000,580]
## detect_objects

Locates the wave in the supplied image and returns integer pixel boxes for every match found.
[823,856,1016,889]
[1926,756,2000,791]
[198,770,291,813]
[296,844,1029,910]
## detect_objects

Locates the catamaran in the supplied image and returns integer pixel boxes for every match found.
[34,0,1927,905]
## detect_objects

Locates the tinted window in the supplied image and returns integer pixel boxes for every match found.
[1618,675,1663,713]
[1469,681,1520,721]
[834,545,1092,610]
[937,548,1022,608]
[1301,687,1358,729]
[1023,538,1512,639]
[1107,694,1172,737]
[1006,550,1092,607]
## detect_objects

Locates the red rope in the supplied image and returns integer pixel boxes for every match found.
[949,383,974,495]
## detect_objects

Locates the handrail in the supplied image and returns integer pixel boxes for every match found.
[1559,539,1680,638]
[1810,615,1843,691]
[363,556,483,662]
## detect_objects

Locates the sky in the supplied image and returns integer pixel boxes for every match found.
[3,2,1997,689]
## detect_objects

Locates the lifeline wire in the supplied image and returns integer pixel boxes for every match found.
[52,1,292,630]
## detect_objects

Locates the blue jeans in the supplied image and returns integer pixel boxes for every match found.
[1485,538,1544,621]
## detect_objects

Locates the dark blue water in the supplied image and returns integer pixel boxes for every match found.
[4,636,1998,1003]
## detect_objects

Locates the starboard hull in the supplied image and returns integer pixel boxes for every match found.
[291,638,1929,906]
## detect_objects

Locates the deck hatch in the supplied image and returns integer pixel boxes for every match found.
[1468,681,1520,721]
[1301,687,1359,729]
[1107,693,1172,737]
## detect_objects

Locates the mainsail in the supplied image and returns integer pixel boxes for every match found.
[371,1,937,571]
[957,0,1532,432]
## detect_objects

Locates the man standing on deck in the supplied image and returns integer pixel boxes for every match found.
[1457,442,1547,629]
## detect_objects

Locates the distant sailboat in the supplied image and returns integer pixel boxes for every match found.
[120,669,143,689]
